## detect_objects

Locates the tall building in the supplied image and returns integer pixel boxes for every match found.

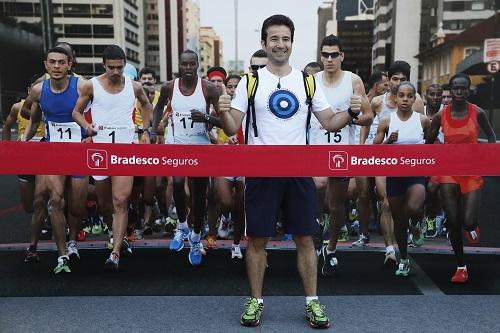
[185,0,200,55]
[372,0,422,85]
[338,18,374,82]
[199,26,223,75]
[1,0,145,77]
[318,0,374,64]
[144,0,161,76]
[158,0,186,81]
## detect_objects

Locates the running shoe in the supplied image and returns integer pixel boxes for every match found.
[207,234,217,249]
[384,250,397,267]
[425,217,438,238]
[67,240,80,261]
[282,233,293,241]
[170,227,189,251]
[409,220,424,247]
[24,246,39,263]
[77,230,86,242]
[451,266,468,283]
[464,226,480,244]
[395,258,410,277]
[134,229,144,241]
[54,256,71,274]
[40,216,52,240]
[321,245,338,277]
[188,233,203,266]
[82,218,92,234]
[338,225,349,242]
[350,220,360,237]
[121,237,133,255]
[240,298,263,327]
[105,252,120,271]
[143,222,153,235]
[218,215,230,239]
[152,216,165,233]
[168,202,178,221]
[164,217,177,234]
[352,233,370,247]
[231,244,243,259]
[91,218,103,235]
[348,206,358,222]
[305,299,330,329]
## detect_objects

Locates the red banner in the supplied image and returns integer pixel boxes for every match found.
[0,141,498,177]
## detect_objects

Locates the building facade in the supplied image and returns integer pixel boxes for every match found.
[199,26,222,76]
[0,0,145,77]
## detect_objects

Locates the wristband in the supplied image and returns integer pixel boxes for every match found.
[347,107,359,119]
[205,114,211,122]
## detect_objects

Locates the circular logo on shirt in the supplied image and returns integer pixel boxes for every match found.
[267,89,300,119]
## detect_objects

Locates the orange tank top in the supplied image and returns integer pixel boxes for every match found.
[441,103,478,144]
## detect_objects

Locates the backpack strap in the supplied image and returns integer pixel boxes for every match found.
[245,70,259,144]
[302,71,316,144]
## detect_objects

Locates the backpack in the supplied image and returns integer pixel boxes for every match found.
[244,70,316,144]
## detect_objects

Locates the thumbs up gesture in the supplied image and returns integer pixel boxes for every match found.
[349,94,362,114]
[218,84,231,115]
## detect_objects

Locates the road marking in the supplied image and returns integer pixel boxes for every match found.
[409,254,445,295]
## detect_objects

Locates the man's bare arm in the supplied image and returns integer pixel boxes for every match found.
[72,80,95,136]
[2,102,21,141]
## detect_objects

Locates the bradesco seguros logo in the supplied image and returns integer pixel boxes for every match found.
[87,149,108,170]
[329,151,348,170]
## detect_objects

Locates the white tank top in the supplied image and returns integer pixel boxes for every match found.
[90,76,136,144]
[170,78,210,144]
[309,71,352,145]
[379,92,397,121]
[388,111,424,144]
[365,114,379,144]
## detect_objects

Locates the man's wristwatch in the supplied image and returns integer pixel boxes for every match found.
[347,107,359,119]
[204,114,211,123]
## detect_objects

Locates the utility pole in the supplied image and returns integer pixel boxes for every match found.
[234,0,239,73]
[40,0,55,52]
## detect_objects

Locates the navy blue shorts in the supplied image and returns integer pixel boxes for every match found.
[386,177,427,197]
[245,177,320,237]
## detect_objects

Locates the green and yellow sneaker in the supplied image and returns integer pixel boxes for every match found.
[305,299,330,329]
[53,256,71,274]
[240,297,263,327]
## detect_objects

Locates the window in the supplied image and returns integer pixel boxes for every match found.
[92,4,113,18]
[93,25,114,37]
[430,7,436,16]
[444,20,464,30]
[64,24,92,37]
[464,47,480,59]
[94,45,108,57]
[471,1,484,10]
[63,4,91,17]
[73,45,93,57]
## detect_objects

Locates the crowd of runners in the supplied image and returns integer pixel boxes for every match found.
[2,14,496,329]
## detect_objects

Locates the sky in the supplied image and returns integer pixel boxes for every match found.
[199,0,326,69]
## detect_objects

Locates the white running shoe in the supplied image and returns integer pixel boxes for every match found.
[67,240,80,261]
[218,215,231,239]
[231,244,243,259]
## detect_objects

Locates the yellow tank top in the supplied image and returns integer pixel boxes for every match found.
[133,90,159,128]
[16,100,45,140]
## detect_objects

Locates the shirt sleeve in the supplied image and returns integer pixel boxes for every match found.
[311,81,330,113]
[230,74,248,114]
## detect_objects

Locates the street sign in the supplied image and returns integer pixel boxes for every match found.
[484,38,500,63]
[487,61,499,74]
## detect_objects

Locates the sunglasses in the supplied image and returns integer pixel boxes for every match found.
[321,51,342,59]
[250,64,266,71]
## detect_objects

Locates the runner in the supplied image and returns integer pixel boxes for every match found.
[423,84,444,238]
[426,73,496,283]
[154,50,220,266]
[248,49,268,71]
[303,62,323,75]
[308,35,372,277]
[219,15,361,328]
[2,75,49,263]
[374,81,430,277]
[360,71,396,266]
[22,46,89,274]
[441,83,452,106]
[72,45,152,270]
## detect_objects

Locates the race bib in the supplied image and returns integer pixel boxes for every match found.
[47,121,82,143]
[312,125,350,145]
[93,125,135,144]
[172,111,207,137]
